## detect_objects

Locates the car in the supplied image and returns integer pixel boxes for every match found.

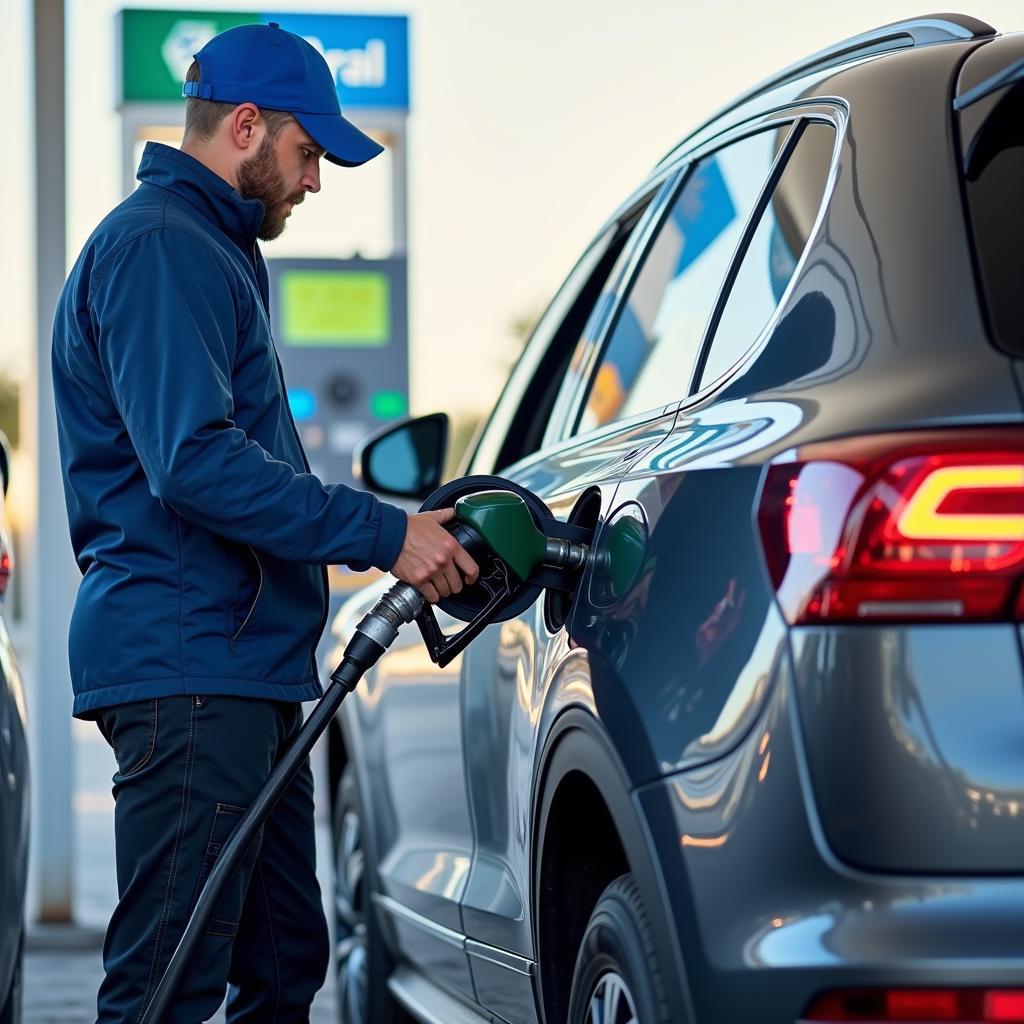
[323,14,1024,1024]
[0,430,28,1024]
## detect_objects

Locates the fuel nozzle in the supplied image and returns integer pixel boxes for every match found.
[332,488,595,684]
[452,490,593,582]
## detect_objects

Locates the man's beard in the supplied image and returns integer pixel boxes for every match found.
[236,135,304,241]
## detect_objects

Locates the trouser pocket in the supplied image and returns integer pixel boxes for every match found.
[189,802,263,938]
[96,699,159,781]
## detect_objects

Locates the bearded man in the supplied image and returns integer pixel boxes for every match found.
[51,22,477,1024]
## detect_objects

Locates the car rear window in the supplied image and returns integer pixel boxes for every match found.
[960,82,1024,357]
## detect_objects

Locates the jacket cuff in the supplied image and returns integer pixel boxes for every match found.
[370,501,408,572]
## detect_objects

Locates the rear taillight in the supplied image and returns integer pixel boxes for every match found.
[758,430,1024,624]
[0,549,10,596]
[804,988,1024,1022]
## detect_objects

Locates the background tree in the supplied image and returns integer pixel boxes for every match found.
[0,375,18,449]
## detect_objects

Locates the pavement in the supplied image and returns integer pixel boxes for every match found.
[23,712,339,1023]
[24,940,338,1023]
[25,942,338,1023]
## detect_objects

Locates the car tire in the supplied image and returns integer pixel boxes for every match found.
[567,874,673,1024]
[0,927,23,1024]
[333,766,411,1024]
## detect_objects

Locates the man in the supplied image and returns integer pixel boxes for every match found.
[51,22,478,1023]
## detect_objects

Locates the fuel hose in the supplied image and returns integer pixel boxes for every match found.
[138,582,425,1024]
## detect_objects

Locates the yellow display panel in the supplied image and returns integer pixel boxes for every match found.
[280,270,390,346]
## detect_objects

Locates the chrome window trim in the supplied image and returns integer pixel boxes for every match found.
[559,106,826,444]
[372,893,466,950]
[687,116,810,391]
[657,105,812,182]
[371,895,537,981]
[464,939,536,977]
[679,104,847,410]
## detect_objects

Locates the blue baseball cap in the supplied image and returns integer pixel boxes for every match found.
[182,22,384,168]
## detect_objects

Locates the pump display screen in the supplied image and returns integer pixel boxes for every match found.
[279,270,390,346]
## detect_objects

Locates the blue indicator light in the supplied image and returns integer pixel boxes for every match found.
[288,389,317,421]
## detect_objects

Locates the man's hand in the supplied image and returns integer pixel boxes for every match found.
[391,508,480,604]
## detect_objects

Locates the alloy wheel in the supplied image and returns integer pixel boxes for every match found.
[586,969,639,1024]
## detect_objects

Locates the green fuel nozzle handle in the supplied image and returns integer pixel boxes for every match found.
[340,490,595,675]
[454,491,590,582]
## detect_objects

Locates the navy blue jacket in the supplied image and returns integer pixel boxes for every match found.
[53,142,407,717]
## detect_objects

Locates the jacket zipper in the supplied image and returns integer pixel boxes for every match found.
[230,546,264,646]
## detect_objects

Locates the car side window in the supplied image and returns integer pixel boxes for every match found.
[466,200,652,475]
[574,126,790,436]
[695,120,837,390]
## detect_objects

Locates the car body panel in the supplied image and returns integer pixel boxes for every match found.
[639,658,1024,1024]
[792,625,1024,873]
[459,416,669,956]
[573,420,787,785]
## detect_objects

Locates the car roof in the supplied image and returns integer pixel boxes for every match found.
[594,14,1001,235]
[653,13,997,172]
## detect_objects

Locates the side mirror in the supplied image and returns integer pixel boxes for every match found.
[354,413,449,501]
[0,431,9,498]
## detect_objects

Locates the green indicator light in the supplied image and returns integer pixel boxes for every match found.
[370,391,407,420]
[280,270,390,347]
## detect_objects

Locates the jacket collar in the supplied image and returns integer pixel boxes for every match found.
[136,142,265,247]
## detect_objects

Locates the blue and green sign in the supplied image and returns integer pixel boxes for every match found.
[118,9,409,109]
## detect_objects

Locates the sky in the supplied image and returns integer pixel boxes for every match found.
[6,0,1024,423]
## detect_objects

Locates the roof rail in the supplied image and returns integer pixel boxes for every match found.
[656,14,996,167]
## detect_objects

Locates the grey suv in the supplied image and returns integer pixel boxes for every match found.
[325,14,1024,1024]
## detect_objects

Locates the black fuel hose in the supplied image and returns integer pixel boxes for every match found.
[138,623,395,1023]
[139,509,555,1020]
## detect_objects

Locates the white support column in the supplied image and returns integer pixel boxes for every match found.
[29,0,75,925]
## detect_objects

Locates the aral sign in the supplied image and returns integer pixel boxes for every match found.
[119,9,409,109]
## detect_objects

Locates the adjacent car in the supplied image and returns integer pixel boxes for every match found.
[326,15,1024,1024]
[0,431,28,1024]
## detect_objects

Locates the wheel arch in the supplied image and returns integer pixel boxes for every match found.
[531,708,694,1023]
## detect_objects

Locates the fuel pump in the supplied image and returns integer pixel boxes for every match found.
[139,479,598,1023]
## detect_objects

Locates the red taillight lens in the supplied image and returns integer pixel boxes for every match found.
[0,549,10,596]
[758,432,1024,624]
[987,993,1024,1022]
[804,988,1024,1022]
[886,989,959,1019]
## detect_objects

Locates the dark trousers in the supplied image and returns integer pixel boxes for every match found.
[94,695,330,1024]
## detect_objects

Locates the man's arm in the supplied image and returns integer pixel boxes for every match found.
[90,229,405,570]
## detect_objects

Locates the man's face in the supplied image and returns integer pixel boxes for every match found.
[237,119,324,241]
